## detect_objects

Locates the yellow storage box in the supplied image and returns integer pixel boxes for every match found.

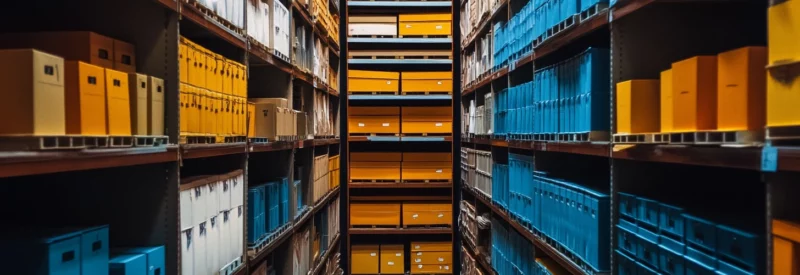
[179,84,190,134]
[402,106,452,135]
[399,13,452,36]
[148,76,165,136]
[350,162,401,182]
[105,68,132,136]
[247,102,256,138]
[672,56,718,132]
[402,161,452,182]
[773,219,800,275]
[411,264,452,274]
[351,245,380,274]
[0,49,66,136]
[129,73,149,136]
[380,244,405,274]
[403,203,452,226]
[348,70,400,93]
[615,80,660,134]
[717,46,767,131]
[205,90,219,136]
[351,152,402,162]
[65,61,107,136]
[412,251,453,264]
[767,69,800,127]
[768,0,800,65]
[401,71,453,94]
[403,152,452,162]
[206,52,221,93]
[179,40,189,84]
[411,241,452,252]
[350,203,401,227]
[660,69,674,133]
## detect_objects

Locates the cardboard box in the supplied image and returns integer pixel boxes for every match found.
[403,203,452,226]
[0,49,66,135]
[412,251,453,264]
[349,70,400,93]
[351,245,380,274]
[113,39,136,73]
[615,80,660,134]
[296,111,307,139]
[247,102,256,138]
[660,70,674,132]
[105,68,132,135]
[401,162,452,182]
[672,56,718,131]
[129,73,149,135]
[717,46,767,131]
[0,31,114,69]
[65,61,107,135]
[148,76,165,136]
[253,100,280,140]
[348,16,398,36]
[411,242,452,252]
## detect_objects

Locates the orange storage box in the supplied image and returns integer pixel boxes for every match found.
[773,219,800,275]
[403,203,453,226]
[717,46,767,131]
[672,56,718,132]
[412,251,453,264]
[660,69,674,132]
[767,1,800,129]
[411,264,452,274]
[0,49,66,136]
[402,161,452,182]
[399,14,452,36]
[105,68,131,136]
[112,39,136,73]
[350,203,401,227]
[615,80,660,134]
[65,61,107,136]
[351,162,401,182]
[403,152,452,162]
[411,241,452,252]
[351,152,402,162]
[349,70,400,93]
[768,0,800,66]
[350,106,401,135]
[380,244,405,274]
[351,245,380,274]
[401,106,452,135]
[401,71,453,94]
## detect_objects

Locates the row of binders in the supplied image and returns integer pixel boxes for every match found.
[350,152,453,183]
[247,177,291,246]
[461,148,492,197]
[617,193,759,275]
[0,224,165,275]
[348,70,454,95]
[350,202,453,228]
[0,31,165,138]
[347,14,452,37]
[349,106,453,136]
[352,242,453,275]
[179,171,245,275]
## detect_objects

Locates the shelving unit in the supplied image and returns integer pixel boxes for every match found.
[0,0,343,274]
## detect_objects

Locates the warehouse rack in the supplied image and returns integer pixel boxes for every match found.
[459,0,799,274]
[0,0,343,274]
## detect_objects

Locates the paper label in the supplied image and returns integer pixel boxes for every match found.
[358,123,365,127]
[396,253,401,257]
[417,252,422,255]
[435,25,443,29]
[762,146,778,172]
[406,24,412,28]
[412,214,419,219]
[388,262,394,266]
[386,81,392,84]
[382,123,390,127]
[438,213,444,218]
[435,123,443,127]
[439,257,444,262]
[436,169,443,173]
[418,265,423,268]
[445,266,450,270]
[370,253,376,257]
[415,246,420,250]
[415,259,421,263]
[437,81,442,85]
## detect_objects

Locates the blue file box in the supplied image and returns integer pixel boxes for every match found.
[715,224,758,269]
[109,254,147,275]
[683,214,717,252]
[618,220,638,256]
[116,246,165,275]
[636,226,660,268]
[716,259,754,275]
[637,197,660,229]
[637,260,661,275]
[616,250,638,275]
[659,203,685,239]
[659,235,685,275]
[80,225,110,275]
[685,246,716,275]
[618,192,639,220]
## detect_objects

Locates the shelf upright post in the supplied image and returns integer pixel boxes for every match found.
[337,0,349,273]
[452,0,463,273]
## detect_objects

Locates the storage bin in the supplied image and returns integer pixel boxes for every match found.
[659,235,685,275]
[65,61,107,135]
[398,14,452,36]
[717,46,767,131]
[403,152,452,162]
[105,68,132,136]
[412,251,453,264]
[109,254,146,275]
[348,16,398,36]
[129,73,149,135]
[401,71,453,94]
[380,244,405,274]
[411,264,451,274]
[80,226,109,275]
[350,162,401,181]
[401,161,452,182]
[636,227,660,268]
[768,0,800,65]
[148,76,165,136]
[660,69,674,132]
[349,116,400,135]
[403,203,452,226]
[685,246,716,275]
[683,214,717,252]
[659,203,684,239]
[716,224,758,269]
[351,245,380,274]
[348,70,399,93]
[615,250,638,275]
[773,219,800,275]
[402,106,452,135]
[0,49,66,136]
[672,56,718,131]
[350,203,401,226]
[618,192,639,220]
[616,80,660,134]
[617,220,638,256]
[637,197,660,229]
[411,241,452,252]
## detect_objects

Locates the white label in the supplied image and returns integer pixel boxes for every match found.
[416,252,422,255]
[415,246,420,250]
[435,123,443,127]
[445,266,450,270]
[370,253,376,257]
[396,253,402,257]
[418,265,423,269]
[438,213,444,218]
[415,259,422,263]
[435,25,443,29]
[386,81,392,84]
[439,266,443,270]
[412,214,419,219]
[436,169,443,173]
[382,123,390,127]
[437,81,442,85]
[388,262,395,266]
[438,257,444,262]
[358,123,365,127]
[406,24,412,28]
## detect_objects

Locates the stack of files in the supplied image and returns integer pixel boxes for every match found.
[491,217,536,275]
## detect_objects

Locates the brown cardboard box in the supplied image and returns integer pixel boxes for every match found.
[252,97,288,108]
[129,73,149,135]
[0,49,66,135]
[296,111,307,139]
[253,100,280,140]
[148,76,165,136]
[113,39,136,73]
[0,31,115,69]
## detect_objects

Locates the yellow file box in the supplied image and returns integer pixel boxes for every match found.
[65,61,106,136]
[768,0,800,65]
[402,106,452,134]
[105,68,132,136]
[349,70,400,93]
[402,152,452,162]
[412,251,453,264]
[717,46,767,131]
[411,264,452,274]
[403,203,453,226]
[672,56,718,132]
[148,76,165,136]
[401,71,453,94]
[179,40,189,84]
[351,245,380,274]
[616,80,660,134]
[399,13,452,36]
[206,52,220,93]
[411,241,452,252]
[192,46,207,89]
[402,162,452,182]
[660,69,674,133]
[129,73,149,136]
[380,245,405,274]
[350,203,401,226]
[350,162,401,181]
[179,84,190,134]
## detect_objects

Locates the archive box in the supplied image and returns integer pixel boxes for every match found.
[672,56,718,132]
[717,46,767,131]
[65,61,107,136]
[0,49,65,135]
[348,70,399,93]
[615,80,660,134]
[401,71,453,94]
[401,106,452,135]
[412,251,453,265]
[105,68,132,135]
[348,16,398,37]
[411,264,452,274]
[768,0,800,65]
[147,76,165,136]
[206,53,221,93]
[203,90,217,136]
[401,162,452,182]
[179,84,189,134]
[81,226,110,275]
[349,106,400,135]
[351,245,380,274]
[773,219,800,275]
[381,244,405,274]
[658,234,685,275]
[252,99,287,141]
[113,39,136,73]
[189,43,207,89]
[351,203,401,227]
[247,102,256,138]
[179,39,189,83]
[660,69,674,132]
[767,68,800,127]
[411,241,452,252]
[351,162,401,181]
[110,254,147,275]
[398,14,452,36]
[0,31,115,69]
[403,203,453,226]
[117,246,165,275]
[129,73,149,135]
[403,152,452,162]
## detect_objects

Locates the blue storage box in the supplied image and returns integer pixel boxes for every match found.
[10,230,83,275]
[116,246,165,275]
[636,226,660,268]
[247,186,263,243]
[294,179,304,217]
[109,254,147,275]
[716,259,753,275]
[637,260,661,275]
[659,203,684,238]
[619,192,639,220]
[279,178,289,225]
[715,224,758,269]
[616,249,639,275]
[685,246,716,275]
[80,225,110,275]
[658,235,685,275]
[617,220,638,256]
[683,214,717,252]
[637,197,660,229]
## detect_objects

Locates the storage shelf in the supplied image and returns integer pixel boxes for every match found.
[0,146,178,178]
[180,143,247,159]
[309,233,341,275]
[461,235,495,275]
[348,59,453,65]
[348,95,452,101]
[154,0,179,12]
[348,37,453,44]
[349,227,453,235]
[348,182,453,189]
[463,186,601,275]
[248,43,294,74]
[463,67,508,95]
[349,195,452,201]
[612,144,762,170]
[462,0,508,51]
[347,1,453,7]
[180,1,247,50]
[250,139,340,153]
[349,136,453,142]
[462,137,609,157]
